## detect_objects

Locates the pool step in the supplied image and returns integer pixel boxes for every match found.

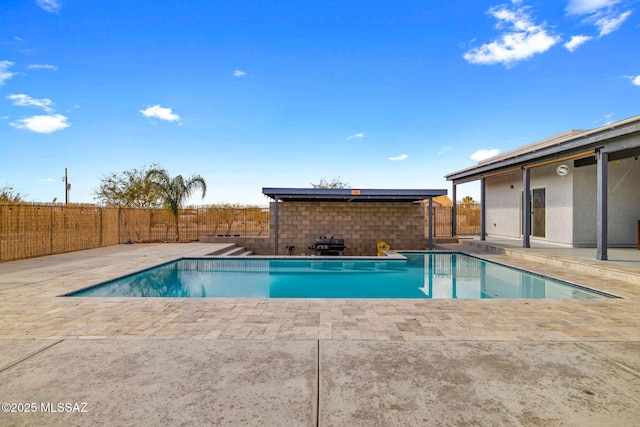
[447,239,640,284]
[434,242,493,255]
[218,245,253,257]
[205,243,253,257]
[205,243,240,256]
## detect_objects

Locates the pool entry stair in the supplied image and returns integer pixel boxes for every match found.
[436,238,640,284]
[206,243,253,257]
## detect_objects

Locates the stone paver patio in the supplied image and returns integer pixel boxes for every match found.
[1,243,638,341]
[1,243,639,426]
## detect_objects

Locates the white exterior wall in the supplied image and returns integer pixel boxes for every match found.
[573,156,640,247]
[485,171,522,239]
[532,163,573,245]
[484,163,574,245]
[573,162,596,246]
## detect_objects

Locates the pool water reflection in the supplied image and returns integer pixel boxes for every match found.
[67,253,611,299]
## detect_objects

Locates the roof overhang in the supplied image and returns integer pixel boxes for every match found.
[446,115,640,184]
[262,188,447,202]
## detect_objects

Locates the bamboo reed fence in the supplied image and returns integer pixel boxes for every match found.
[425,203,481,238]
[0,204,270,262]
[1,202,480,263]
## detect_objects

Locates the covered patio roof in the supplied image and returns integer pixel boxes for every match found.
[262,188,447,202]
[262,187,448,254]
[446,115,640,185]
[444,114,640,261]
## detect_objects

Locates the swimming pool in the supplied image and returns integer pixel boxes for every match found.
[67,253,613,299]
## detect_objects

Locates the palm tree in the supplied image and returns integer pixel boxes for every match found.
[460,195,475,205]
[145,168,207,241]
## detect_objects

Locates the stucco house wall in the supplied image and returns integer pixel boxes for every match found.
[484,171,522,239]
[484,157,640,247]
[573,156,640,247]
[484,163,574,245]
[531,163,574,245]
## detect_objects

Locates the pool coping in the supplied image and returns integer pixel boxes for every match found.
[2,243,639,426]
[62,250,620,300]
[1,243,639,342]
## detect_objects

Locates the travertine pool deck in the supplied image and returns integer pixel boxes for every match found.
[1,243,639,426]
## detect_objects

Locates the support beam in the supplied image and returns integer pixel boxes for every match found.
[522,168,531,248]
[451,184,457,237]
[480,179,486,240]
[273,196,279,255]
[428,196,433,250]
[596,151,608,260]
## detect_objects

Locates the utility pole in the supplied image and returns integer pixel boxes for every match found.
[63,168,71,204]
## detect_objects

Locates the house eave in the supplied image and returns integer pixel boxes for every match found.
[446,115,640,184]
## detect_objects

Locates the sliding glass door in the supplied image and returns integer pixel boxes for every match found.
[531,188,545,238]
[521,188,546,238]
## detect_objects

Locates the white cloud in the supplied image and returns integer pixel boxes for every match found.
[8,94,54,112]
[346,133,364,140]
[438,147,453,155]
[28,64,58,71]
[139,105,181,122]
[566,0,620,15]
[0,60,15,85]
[464,2,560,66]
[566,1,632,37]
[565,34,593,51]
[625,75,640,86]
[595,10,632,35]
[471,149,500,161]
[388,154,408,161]
[36,0,61,13]
[10,114,70,133]
[233,70,247,77]
[601,113,614,124]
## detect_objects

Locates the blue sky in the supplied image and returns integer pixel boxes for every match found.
[1,0,638,206]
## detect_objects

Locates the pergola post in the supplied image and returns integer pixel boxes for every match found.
[273,196,279,255]
[451,184,457,237]
[596,150,608,260]
[480,179,486,241]
[428,196,434,250]
[522,167,531,248]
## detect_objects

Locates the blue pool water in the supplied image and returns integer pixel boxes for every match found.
[67,253,613,299]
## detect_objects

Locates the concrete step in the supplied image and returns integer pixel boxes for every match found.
[434,242,491,255]
[459,239,506,254]
[205,243,240,256]
[432,237,460,244]
[456,239,640,284]
[218,246,252,257]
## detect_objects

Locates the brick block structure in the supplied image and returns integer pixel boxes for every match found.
[271,201,427,256]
